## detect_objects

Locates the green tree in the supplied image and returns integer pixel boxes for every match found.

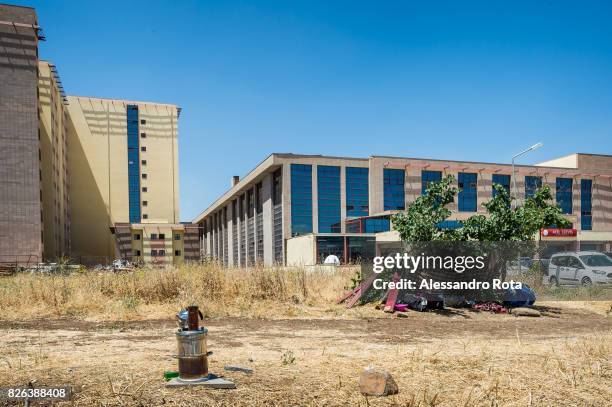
[391,174,571,281]
[392,174,571,243]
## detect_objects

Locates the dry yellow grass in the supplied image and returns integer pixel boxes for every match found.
[0,264,360,321]
[0,316,610,406]
[0,265,610,405]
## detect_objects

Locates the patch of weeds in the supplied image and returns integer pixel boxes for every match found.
[281,350,296,365]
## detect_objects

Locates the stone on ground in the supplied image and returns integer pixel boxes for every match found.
[359,368,399,396]
[511,307,541,317]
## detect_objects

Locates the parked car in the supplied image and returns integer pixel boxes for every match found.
[546,251,612,286]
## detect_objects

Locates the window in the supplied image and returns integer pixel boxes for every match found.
[159,233,165,240]
[142,173,147,179]
[556,177,572,214]
[174,234,181,240]
[141,146,146,152]
[142,187,147,192]
[151,233,158,240]
[525,176,542,198]
[437,220,463,229]
[492,174,511,197]
[142,214,148,219]
[134,250,141,256]
[383,169,405,211]
[140,119,146,125]
[142,200,147,206]
[290,164,312,236]
[126,105,141,223]
[133,233,141,241]
[141,160,147,166]
[346,167,369,217]
[316,236,344,263]
[421,170,442,195]
[551,256,567,267]
[363,217,390,233]
[458,172,477,212]
[140,132,146,138]
[151,249,158,256]
[581,179,592,230]
[158,249,165,256]
[317,165,341,233]
[567,256,583,269]
[175,250,181,256]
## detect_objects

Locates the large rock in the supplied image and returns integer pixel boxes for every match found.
[359,368,398,396]
[511,307,541,317]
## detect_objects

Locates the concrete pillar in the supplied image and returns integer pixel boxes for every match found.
[340,166,346,233]
[262,173,274,265]
[572,176,580,223]
[312,164,318,233]
[477,171,492,214]
[405,167,420,205]
[369,157,384,214]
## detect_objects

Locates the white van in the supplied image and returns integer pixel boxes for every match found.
[547,251,612,286]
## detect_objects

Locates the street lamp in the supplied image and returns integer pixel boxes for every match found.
[512,142,543,204]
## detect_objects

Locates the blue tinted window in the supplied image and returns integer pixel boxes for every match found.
[556,177,573,214]
[581,179,592,230]
[437,220,463,229]
[317,165,341,233]
[291,164,312,236]
[346,167,369,217]
[127,105,141,223]
[525,176,542,198]
[458,172,477,212]
[421,170,442,195]
[384,169,405,211]
[492,174,511,197]
[363,217,390,233]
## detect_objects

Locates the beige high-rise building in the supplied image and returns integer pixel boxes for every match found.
[38,61,71,259]
[66,96,180,263]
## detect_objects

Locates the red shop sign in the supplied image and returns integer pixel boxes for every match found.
[540,228,577,237]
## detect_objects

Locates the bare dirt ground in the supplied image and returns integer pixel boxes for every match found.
[0,304,610,406]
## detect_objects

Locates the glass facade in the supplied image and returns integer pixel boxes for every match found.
[316,236,344,263]
[437,220,463,229]
[556,177,573,214]
[581,179,592,230]
[346,167,369,217]
[291,164,313,236]
[317,165,341,233]
[383,169,405,211]
[525,176,542,198]
[421,170,442,195]
[126,105,141,223]
[492,174,511,197]
[315,236,376,264]
[458,172,477,212]
[345,216,390,233]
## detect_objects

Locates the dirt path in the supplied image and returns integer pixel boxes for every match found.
[0,306,610,406]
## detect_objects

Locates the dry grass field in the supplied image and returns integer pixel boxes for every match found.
[0,265,610,406]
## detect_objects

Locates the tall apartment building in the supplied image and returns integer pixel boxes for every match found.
[66,96,181,263]
[38,61,71,259]
[194,153,612,266]
[0,4,185,266]
[0,4,43,264]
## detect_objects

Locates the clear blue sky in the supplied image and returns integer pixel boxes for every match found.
[15,0,612,220]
